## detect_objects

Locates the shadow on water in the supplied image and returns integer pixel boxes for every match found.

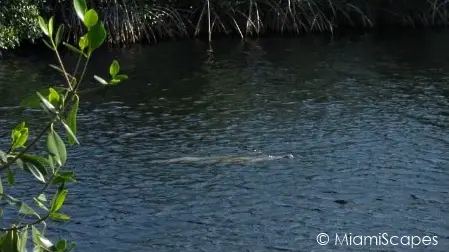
[0,30,448,251]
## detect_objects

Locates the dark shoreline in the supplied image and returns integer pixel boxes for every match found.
[3,0,449,51]
[1,26,447,57]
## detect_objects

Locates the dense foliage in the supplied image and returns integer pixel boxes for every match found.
[0,0,127,250]
[0,0,45,49]
[1,0,449,48]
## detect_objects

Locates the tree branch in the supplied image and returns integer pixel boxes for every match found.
[0,214,49,232]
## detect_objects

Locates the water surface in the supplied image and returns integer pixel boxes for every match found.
[0,31,448,251]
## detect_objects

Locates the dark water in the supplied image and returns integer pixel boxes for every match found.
[1,31,449,251]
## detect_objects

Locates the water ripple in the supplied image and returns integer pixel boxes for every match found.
[1,34,449,251]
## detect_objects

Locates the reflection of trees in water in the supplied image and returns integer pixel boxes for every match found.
[194,33,449,138]
[196,37,340,113]
[0,52,61,106]
[3,33,449,134]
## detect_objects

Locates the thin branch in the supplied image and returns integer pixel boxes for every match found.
[72,53,83,83]
[52,41,74,91]
[78,85,109,95]
[74,57,90,91]
[0,214,49,232]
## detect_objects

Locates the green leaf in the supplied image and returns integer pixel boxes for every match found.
[48,17,54,37]
[0,176,3,199]
[33,196,49,211]
[93,75,109,85]
[0,150,7,163]
[38,237,53,250]
[5,194,21,207]
[78,35,88,51]
[110,79,120,85]
[18,226,28,252]
[14,128,28,149]
[4,195,40,218]
[110,74,128,85]
[21,87,66,109]
[62,121,79,146]
[50,212,71,222]
[11,129,20,147]
[21,154,48,176]
[50,189,68,213]
[83,9,98,28]
[63,42,86,57]
[49,64,63,74]
[109,60,120,77]
[24,164,46,183]
[15,158,24,170]
[16,121,25,131]
[73,0,87,21]
[31,226,53,251]
[67,95,79,146]
[31,226,41,248]
[37,92,57,114]
[48,155,55,173]
[47,131,60,166]
[55,24,65,47]
[34,194,48,210]
[56,240,67,251]
[11,131,20,145]
[48,65,76,83]
[1,229,18,252]
[87,22,106,54]
[7,169,15,186]
[19,202,40,217]
[51,171,76,185]
[114,74,128,81]
[11,122,28,150]
[38,194,47,202]
[42,38,55,51]
[48,87,61,107]
[38,16,49,36]
[47,130,67,166]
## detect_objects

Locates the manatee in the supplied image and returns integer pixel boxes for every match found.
[152,154,294,165]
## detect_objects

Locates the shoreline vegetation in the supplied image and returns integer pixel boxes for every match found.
[2,0,449,50]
